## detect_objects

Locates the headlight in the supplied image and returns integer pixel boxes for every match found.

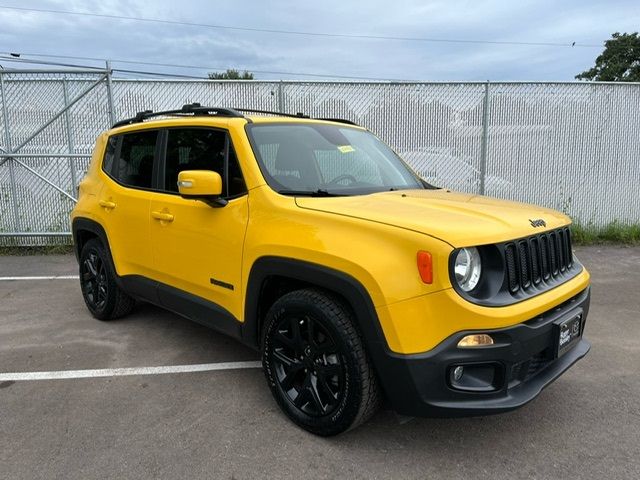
[454,247,482,291]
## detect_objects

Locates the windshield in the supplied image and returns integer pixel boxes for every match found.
[246,123,424,196]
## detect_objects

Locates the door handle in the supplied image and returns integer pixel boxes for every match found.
[99,200,116,210]
[151,211,174,222]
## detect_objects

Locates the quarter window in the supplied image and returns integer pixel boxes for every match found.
[227,144,247,197]
[102,135,118,175]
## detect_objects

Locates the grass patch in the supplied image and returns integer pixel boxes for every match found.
[0,244,75,256]
[572,221,640,246]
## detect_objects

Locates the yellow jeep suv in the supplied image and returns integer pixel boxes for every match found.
[71,104,591,436]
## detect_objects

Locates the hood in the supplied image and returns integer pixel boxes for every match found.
[295,189,570,247]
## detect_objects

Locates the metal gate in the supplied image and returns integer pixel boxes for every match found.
[0,68,115,245]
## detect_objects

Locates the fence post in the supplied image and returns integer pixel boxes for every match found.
[105,61,116,125]
[277,80,284,113]
[62,79,78,194]
[479,81,490,196]
[0,70,21,232]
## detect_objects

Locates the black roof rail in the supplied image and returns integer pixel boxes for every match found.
[316,117,359,126]
[234,108,359,126]
[232,108,310,119]
[111,103,245,128]
[111,104,359,128]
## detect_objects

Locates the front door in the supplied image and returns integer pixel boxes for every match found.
[150,127,249,321]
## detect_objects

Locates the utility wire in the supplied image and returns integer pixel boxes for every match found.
[0,55,106,71]
[0,4,604,48]
[0,56,213,80]
[0,55,410,81]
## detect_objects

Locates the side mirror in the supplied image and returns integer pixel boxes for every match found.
[177,170,227,207]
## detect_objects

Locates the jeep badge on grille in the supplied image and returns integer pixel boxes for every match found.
[529,218,547,228]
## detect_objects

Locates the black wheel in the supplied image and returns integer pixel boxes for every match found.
[262,289,380,436]
[79,238,135,320]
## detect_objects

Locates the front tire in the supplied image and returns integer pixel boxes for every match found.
[79,238,135,320]
[262,289,380,436]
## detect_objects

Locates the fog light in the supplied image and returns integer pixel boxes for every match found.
[449,363,503,392]
[457,334,494,348]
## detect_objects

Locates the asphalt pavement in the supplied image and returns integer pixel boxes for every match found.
[0,246,638,480]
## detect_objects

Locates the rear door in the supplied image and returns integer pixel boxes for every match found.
[149,127,249,320]
[97,129,160,278]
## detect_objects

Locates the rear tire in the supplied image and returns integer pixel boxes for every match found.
[79,238,135,320]
[262,288,380,436]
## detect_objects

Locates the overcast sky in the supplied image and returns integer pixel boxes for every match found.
[0,0,638,81]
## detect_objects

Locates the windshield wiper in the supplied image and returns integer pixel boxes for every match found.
[277,189,344,197]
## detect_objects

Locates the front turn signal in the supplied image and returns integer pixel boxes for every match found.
[417,251,433,284]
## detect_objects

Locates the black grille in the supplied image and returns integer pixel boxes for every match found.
[540,236,550,279]
[505,245,518,292]
[505,227,573,294]
[518,242,531,289]
[557,230,566,272]
[530,238,541,284]
[549,232,558,275]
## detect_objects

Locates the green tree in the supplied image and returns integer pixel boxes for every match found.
[576,32,640,81]
[208,69,254,80]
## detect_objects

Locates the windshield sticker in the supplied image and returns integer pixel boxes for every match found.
[337,145,355,153]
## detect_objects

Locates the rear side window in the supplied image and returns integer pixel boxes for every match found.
[114,130,158,189]
[164,128,246,198]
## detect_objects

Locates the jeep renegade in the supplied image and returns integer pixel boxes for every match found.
[71,104,591,436]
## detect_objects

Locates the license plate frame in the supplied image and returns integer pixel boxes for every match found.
[554,309,583,358]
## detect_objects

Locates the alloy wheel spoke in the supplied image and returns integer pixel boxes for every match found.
[97,284,107,300]
[281,367,301,391]
[84,256,97,276]
[274,330,296,350]
[293,380,310,408]
[308,379,326,414]
[272,348,298,369]
[315,371,338,404]
[306,317,317,347]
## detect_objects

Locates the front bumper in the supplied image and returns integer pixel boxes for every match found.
[376,287,591,417]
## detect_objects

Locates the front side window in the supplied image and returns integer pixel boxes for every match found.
[114,130,158,189]
[247,123,424,196]
[164,128,246,198]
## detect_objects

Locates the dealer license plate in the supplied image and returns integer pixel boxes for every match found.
[555,312,583,358]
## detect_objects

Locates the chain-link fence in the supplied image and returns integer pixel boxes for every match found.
[1,69,639,245]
